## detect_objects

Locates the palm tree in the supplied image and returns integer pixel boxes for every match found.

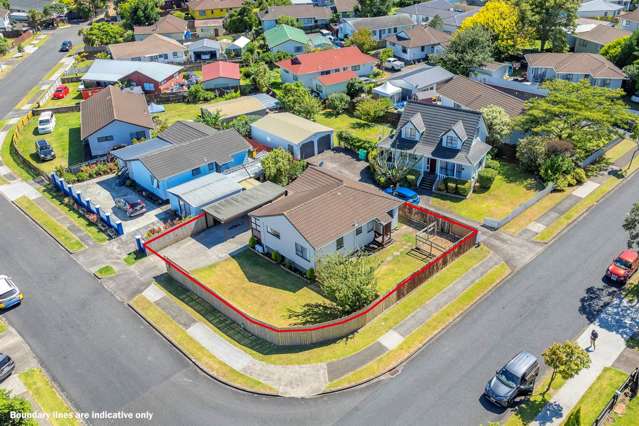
[196,109,224,129]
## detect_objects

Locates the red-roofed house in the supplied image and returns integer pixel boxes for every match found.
[276,46,377,98]
[202,61,241,90]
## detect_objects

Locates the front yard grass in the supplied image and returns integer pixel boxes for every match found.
[191,250,331,327]
[564,367,627,426]
[1,126,39,181]
[373,231,429,294]
[315,110,392,145]
[15,196,85,253]
[15,112,83,174]
[42,82,82,108]
[430,160,544,223]
[19,368,79,426]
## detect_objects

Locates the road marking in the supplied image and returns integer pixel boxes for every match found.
[378,330,404,350]
[572,181,600,198]
[142,284,165,303]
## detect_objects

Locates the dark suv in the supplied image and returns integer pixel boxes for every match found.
[35,139,55,161]
[60,40,72,52]
[484,352,539,407]
[115,196,146,217]
[0,353,15,382]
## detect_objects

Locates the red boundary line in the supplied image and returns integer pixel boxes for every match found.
[144,203,478,334]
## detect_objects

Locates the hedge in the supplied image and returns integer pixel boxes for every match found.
[477,168,497,189]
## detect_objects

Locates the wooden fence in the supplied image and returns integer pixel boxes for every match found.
[593,368,638,426]
[146,203,478,346]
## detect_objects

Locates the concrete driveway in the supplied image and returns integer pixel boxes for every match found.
[76,175,171,234]
[308,148,376,184]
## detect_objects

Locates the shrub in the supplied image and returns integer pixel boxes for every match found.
[326,93,350,114]
[456,180,471,197]
[354,97,392,123]
[516,135,547,172]
[572,168,587,185]
[485,159,500,170]
[446,180,457,193]
[248,235,257,249]
[271,250,282,263]
[477,168,497,189]
[540,154,575,184]
[306,268,316,281]
[337,130,376,153]
[376,174,387,187]
[406,174,416,188]
[187,83,215,103]
[436,180,446,192]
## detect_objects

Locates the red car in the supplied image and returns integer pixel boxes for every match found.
[52,85,69,100]
[606,250,639,283]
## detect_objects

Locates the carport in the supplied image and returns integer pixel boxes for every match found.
[202,181,285,225]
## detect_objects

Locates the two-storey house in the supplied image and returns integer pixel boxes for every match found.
[525,52,626,89]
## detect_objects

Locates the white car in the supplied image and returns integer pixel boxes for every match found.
[37,111,56,135]
[383,57,405,71]
[0,275,23,310]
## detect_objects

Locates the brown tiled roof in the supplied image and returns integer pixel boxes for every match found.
[622,9,639,23]
[134,14,187,35]
[250,166,403,248]
[189,0,243,11]
[524,52,626,79]
[193,18,224,28]
[258,4,333,20]
[437,75,525,117]
[573,25,630,46]
[109,34,185,60]
[387,26,450,48]
[334,0,358,13]
[80,86,154,140]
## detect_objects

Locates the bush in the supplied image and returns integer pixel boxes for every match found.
[516,135,547,172]
[446,180,457,193]
[354,97,392,123]
[249,235,257,249]
[376,174,387,187]
[306,268,315,281]
[540,154,574,184]
[456,180,471,196]
[326,93,350,114]
[271,250,282,263]
[406,174,416,188]
[436,180,446,192]
[337,130,377,153]
[187,83,215,103]
[485,159,500,170]
[477,168,497,189]
[572,168,587,185]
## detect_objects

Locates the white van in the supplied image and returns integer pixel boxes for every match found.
[38,111,56,135]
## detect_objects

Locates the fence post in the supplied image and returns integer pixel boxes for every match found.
[136,235,146,255]
[94,205,101,220]
[104,212,112,226]
[85,198,92,212]
[115,220,124,236]
[75,190,82,205]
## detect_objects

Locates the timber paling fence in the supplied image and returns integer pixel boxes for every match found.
[144,202,478,346]
[593,368,639,426]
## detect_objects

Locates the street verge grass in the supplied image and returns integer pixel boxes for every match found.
[19,368,79,426]
[0,319,7,334]
[155,246,492,366]
[95,265,116,278]
[1,126,39,182]
[326,262,510,390]
[15,196,85,253]
[130,295,276,394]
[501,190,570,235]
[504,373,567,426]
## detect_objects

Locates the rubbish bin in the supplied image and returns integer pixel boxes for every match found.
[358,149,367,161]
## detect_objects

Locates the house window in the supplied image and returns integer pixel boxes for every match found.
[97,135,114,142]
[421,46,425,52]
[351,65,360,71]
[356,226,362,235]
[320,70,330,75]
[336,237,344,250]
[172,51,178,58]
[199,10,205,16]
[367,222,375,232]
[130,131,146,140]
[393,27,397,33]
[267,226,280,239]
[295,243,309,260]
[402,47,407,54]
[444,135,457,148]
[405,126,417,139]
[192,168,201,176]
[208,162,216,171]
[143,82,155,91]
[294,46,303,52]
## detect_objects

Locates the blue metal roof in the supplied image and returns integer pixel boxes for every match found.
[167,173,243,207]
[252,93,280,109]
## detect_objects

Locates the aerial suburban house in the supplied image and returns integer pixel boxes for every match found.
[249,166,403,272]
[81,60,184,94]
[201,61,240,90]
[133,14,189,41]
[621,8,639,31]
[264,24,311,54]
[386,26,450,62]
[109,34,187,63]
[80,85,155,156]
[167,172,243,217]
[378,102,491,191]
[193,18,225,38]
[570,24,630,53]
[577,0,624,18]
[333,0,357,17]
[338,14,415,41]
[201,93,280,121]
[250,112,334,159]
[382,64,454,101]
[258,5,333,31]
[397,0,480,33]
[187,38,223,61]
[524,52,626,88]
[276,46,377,97]
[188,0,243,18]
[112,121,252,201]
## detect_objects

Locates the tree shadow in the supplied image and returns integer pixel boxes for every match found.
[578,285,619,323]
[287,302,344,325]
[352,121,374,129]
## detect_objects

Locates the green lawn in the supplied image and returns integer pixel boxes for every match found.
[564,367,627,426]
[430,161,544,223]
[315,110,393,145]
[15,112,83,173]
[124,250,146,266]
[191,250,330,327]
[155,103,203,125]
[1,126,39,181]
[42,82,82,108]
[19,368,79,426]
[606,139,636,162]
[95,265,116,278]
[15,196,85,252]
[372,231,426,294]
[613,387,639,424]
[0,319,6,334]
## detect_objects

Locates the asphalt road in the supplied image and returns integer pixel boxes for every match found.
[0,25,82,119]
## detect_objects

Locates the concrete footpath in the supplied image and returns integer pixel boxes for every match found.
[533,295,639,425]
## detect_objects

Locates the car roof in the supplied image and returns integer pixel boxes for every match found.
[0,275,16,293]
[505,352,538,377]
[55,85,66,90]
[122,195,142,203]
[619,250,638,262]
[36,139,49,146]
[395,186,417,197]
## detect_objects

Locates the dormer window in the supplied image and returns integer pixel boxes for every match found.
[406,126,417,139]
[443,134,458,148]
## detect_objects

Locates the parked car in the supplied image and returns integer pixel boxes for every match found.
[37,111,56,135]
[384,186,420,205]
[0,353,15,383]
[115,196,146,217]
[606,249,639,284]
[59,40,72,52]
[52,85,69,100]
[35,139,55,161]
[383,57,405,71]
[0,275,24,310]
[484,352,539,407]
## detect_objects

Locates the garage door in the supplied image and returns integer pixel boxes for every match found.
[317,134,331,154]
[300,141,316,159]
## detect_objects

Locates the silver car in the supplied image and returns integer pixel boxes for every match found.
[0,275,23,310]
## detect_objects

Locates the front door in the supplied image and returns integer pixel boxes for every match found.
[429,158,436,175]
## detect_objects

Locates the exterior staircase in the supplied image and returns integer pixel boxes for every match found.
[419,174,437,191]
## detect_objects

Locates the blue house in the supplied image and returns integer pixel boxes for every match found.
[112,121,252,201]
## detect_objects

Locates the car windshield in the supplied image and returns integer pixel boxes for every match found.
[39,119,50,125]
[496,368,519,388]
[0,288,17,299]
[614,257,633,269]
[0,356,10,368]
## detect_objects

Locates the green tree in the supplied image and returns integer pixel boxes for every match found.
[326,93,350,114]
[278,82,322,120]
[118,0,161,28]
[225,1,260,33]
[428,15,444,31]
[276,15,299,27]
[540,154,574,187]
[542,341,590,394]
[347,28,377,53]
[316,253,378,315]
[623,202,639,248]
[247,61,271,92]
[225,115,257,137]
[0,37,9,56]
[43,2,68,16]
[355,0,392,17]
[187,83,215,103]
[600,35,630,65]
[528,0,579,52]
[481,105,512,146]
[0,389,36,426]
[379,47,393,64]
[347,78,368,98]
[434,25,493,76]
[354,97,392,122]
[81,22,132,47]
[261,148,305,185]
[196,109,223,129]
[28,9,45,31]
[0,0,8,9]
[516,135,547,171]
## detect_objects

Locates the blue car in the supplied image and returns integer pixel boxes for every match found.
[384,186,420,205]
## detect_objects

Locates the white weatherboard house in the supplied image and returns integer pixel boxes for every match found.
[338,14,415,41]
[378,101,491,191]
[250,166,403,272]
[386,26,451,62]
[250,113,333,159]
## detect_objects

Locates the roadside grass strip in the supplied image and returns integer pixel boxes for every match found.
[15,196,85,253]
[0,319,7,334]
[1,126,39,182]
[95,265,116,278]
[130,295,276,394]
[501,190,570,235]
[326,262,511,390]
[123,250,146,266]
[504,373,568,426]
[0,175,8,185]
[19,368,79,426]
[154,246,492,366]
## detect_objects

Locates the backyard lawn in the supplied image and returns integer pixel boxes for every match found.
[42,82,82,108]
[315,110,393,145]
[430,160,544,223]
[15,112,83,173]
[153,102,202,125]
[191,250,330,327]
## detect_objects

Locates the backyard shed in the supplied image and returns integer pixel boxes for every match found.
[203,181,285,223]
